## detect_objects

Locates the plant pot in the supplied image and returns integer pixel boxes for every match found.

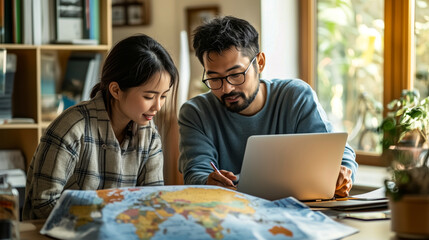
[385,146,428,169]
[390,195,429,238]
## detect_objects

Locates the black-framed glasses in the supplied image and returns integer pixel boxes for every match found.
[202,55,258,90]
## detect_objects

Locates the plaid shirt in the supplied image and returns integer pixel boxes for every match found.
[23,92,164,220]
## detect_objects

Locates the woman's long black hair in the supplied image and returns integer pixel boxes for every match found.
[91,34,179,146]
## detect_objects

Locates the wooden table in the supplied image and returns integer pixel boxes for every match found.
[20,218,397,240]
[19,220,50,240]
[337,218,396,240]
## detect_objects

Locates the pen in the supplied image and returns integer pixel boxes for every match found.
[210,161,235,187]
[210,161,222,175]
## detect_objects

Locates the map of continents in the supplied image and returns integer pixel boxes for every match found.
[42,185,357,239]
[67,186,292,240]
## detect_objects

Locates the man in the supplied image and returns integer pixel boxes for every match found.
[178,16,357,197]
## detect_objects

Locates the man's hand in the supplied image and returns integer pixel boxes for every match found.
[207,170,237,190]
[335,166,353,197]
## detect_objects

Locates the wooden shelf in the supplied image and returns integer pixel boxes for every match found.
[40,122,52,129]
[41,45,111,51]
[0,44,110,51]
[0,0,112,168]
[0,124,38,129]
[0,44,38,49]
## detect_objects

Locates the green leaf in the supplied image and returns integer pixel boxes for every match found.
[396,108,405,117]
[381,117,396,131]
[387,99,399,110]
[410,107,424,116]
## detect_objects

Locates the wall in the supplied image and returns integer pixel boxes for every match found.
[112,0,261,99]
[261,0,299,80]
[111,0,299,185]
[113,0,300,97]
[112,0,179,60]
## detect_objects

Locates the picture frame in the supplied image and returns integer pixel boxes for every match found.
[112,5,126,26]
[112,0,151,26]
[186,6,220,50]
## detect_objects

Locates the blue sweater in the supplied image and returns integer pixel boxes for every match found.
[178,79,357,185]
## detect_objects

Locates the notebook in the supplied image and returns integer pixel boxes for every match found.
[236,132,348,201]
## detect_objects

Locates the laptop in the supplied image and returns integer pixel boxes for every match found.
[236,132,348,201]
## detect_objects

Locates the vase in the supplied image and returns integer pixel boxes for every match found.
[390,195,429,238]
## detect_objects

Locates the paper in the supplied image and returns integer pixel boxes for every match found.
[352,187,386,200]
[339,211,391,221]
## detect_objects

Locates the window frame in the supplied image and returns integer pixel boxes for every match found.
[298,0,415,166]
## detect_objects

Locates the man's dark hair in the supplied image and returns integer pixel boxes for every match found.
[192,16,259,65]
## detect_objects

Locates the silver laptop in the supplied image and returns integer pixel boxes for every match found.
[236,132,348,201]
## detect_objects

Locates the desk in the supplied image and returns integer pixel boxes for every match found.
[337,219,396,240]
[20,218,396,239]
[19,220,49,240]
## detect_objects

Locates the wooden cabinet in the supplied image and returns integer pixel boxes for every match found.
[0,1,112,169]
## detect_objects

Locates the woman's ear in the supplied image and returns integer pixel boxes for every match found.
[256,52,266,73]
[109,82,121,100]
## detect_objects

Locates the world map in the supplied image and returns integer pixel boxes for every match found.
[41,185,357,239]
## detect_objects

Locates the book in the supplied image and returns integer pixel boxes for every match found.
[0,48,5,94]
[82,0,90,39]
[53,39,98,45]
[41,0,56,44]
[62,56,91,100]
[61,52,100,107]
[0,0,4,43]
[3,0,12,43]
[12,0,22,44]
[89,0,99,42]
[0,53,17,119]
[32,0,42,45]
[81,53,101,101]
[48,0,56,43]
[56,0,84,42]
[22,0,32,44]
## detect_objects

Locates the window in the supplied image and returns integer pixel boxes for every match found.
[415,0,429,97]
[299,0,415,166]
[316,0,384,154]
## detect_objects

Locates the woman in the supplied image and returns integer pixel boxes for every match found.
[23,34,179,220]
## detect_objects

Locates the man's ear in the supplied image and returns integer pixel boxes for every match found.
[256,52,266,73]
[109,82,121,100]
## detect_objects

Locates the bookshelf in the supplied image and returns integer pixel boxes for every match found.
[0,0,112,169]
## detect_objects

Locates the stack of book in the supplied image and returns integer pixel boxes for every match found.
[0,0,100,45]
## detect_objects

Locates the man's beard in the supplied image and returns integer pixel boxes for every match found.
[221,84,260,113]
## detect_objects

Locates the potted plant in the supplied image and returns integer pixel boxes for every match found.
[380,89,429,238]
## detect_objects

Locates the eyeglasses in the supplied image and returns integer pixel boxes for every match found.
[202,55,258,90]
